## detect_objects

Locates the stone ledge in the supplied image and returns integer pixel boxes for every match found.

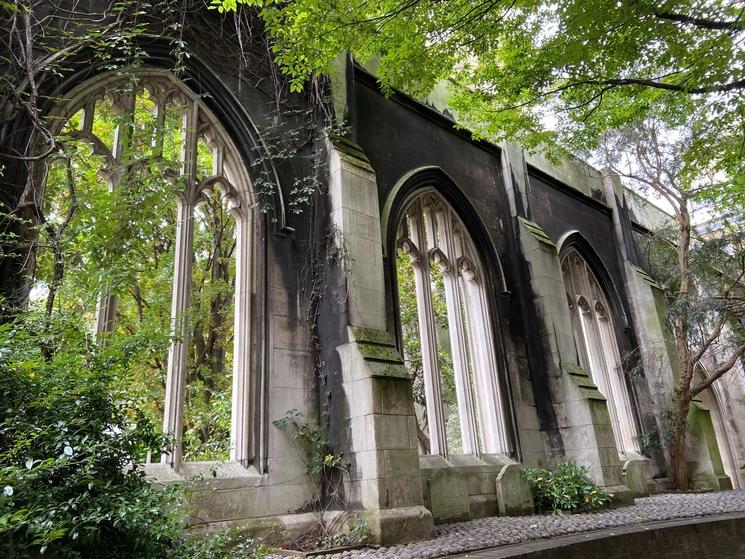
[345,326,410,380]
[144,460,265,490]
[563,363,606,401]
[630,264,661,288]
[518,217,556,248]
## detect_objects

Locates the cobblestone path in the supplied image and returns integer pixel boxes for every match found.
[274,490,745,559]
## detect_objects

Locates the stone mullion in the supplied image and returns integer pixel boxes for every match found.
[152,100,167,157]
[408,208,448,457]
[435,209,480,455]
[476,283,510,453]
[162,100,199,467]
[230,207,253,465]
[578,301,626,453]
[94,91,135,338]
[568,302,591,371]
[213,142,224,177]
[460,270,509,454]
[596,313,641,453]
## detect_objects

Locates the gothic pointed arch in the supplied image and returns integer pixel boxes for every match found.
[37,42,290,235]
[37,67,269,471]
[560,241,641,455]
[385,170,516,459]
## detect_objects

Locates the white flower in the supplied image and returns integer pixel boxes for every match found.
[3,486,13,497]
[64,445,73,456]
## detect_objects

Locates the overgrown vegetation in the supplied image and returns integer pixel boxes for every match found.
[216,0,745,207]
[0,3,345,555]
[273,410,371,552]
[0,312,267,558]
[523,463,613,514]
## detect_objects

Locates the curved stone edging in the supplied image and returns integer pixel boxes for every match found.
[450,512,745,558]
[275,491,745,559]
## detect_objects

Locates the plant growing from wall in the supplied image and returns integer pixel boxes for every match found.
[523,462,613,514]
[273,410,370,552]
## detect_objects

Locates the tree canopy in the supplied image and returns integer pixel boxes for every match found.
[216,0,745,204]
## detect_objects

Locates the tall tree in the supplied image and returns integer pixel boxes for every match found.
[602,117,745,489]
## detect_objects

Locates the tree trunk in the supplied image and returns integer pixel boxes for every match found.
[669,387,691,489]
[669,200,693,490]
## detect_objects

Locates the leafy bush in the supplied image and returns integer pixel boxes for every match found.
[0,312,266,558]
[523,462,613,513]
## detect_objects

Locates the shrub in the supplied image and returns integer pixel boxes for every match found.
[523,462,613,513]
[0,312,266,558]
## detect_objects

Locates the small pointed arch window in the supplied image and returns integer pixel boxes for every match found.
[561,248,640,455]
[394,189,510,458]
[35,69,259,470]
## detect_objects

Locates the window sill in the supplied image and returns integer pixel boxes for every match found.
[143,460,266,490]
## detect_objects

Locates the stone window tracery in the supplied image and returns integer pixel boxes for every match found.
[562,249,640,455]
[395,190,510,458]
[41,70,257,469]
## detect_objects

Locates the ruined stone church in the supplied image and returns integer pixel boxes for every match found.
[4,12,745,546]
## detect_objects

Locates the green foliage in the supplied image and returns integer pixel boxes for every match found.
[250,110,350,218]
[0,311,268,558]
[636,426,662,456]
[273,410,347,477]
[272,411,370,553]
[30,81,240,462]
[317,514,370,550]
[0,312,168,556]
[215,0,745,206]
[634,213,745,354]
[523,462,613,514]
[180,529,270,559]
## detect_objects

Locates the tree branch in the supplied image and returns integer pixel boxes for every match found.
[691,341,745,397]
[654,10,745,31]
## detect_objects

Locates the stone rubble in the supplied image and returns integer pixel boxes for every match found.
[270,491,745,559]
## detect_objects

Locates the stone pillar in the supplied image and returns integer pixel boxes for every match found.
[502,145,632,502]
[598,172,657,494]
[327,136,433,544]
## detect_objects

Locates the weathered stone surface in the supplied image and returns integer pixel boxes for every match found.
[622,458,651,497]
[427,467,471,523]
[363,506,434,546]
[496,463,534,516]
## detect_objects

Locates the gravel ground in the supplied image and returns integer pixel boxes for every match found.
[270,490,745,559]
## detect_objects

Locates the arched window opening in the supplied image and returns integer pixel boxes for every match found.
[394,190,509,458]
[32,70,256,469]
[562,249,640,455]
[697,365,743,489]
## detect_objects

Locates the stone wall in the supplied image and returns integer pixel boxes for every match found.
[15,11,745,542]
